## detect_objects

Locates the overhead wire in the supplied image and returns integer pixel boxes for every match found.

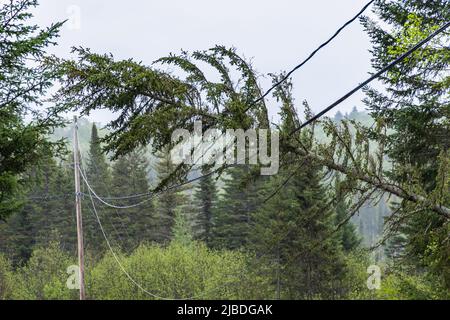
[243,0,375,112]
[292,20,450,134]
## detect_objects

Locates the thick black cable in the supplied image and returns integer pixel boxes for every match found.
[244,0,375,112]
[292,20,450,134]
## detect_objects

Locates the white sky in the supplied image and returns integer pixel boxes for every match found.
[32,0,377,125]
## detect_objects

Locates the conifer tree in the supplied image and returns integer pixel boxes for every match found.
[335,200,360,253]
[334,179,360,253]
[212,166,262,250]
[362,0,450,287]
[172,209,194,247]
[0,205,35,265]
[251,160,347,299]
[86,124,111,195]
[0,156,76,264]
[32,159,76,253]
[83,124,112,252]
[111,149,154,248]
[0,0,64,220]
[192,167,218,246]
[250,78,347,299]
[153,147,188,244]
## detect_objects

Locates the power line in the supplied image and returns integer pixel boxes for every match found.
[214,20,450,203]
[83,165,206,201]
[80,160,171,300]
[26,194,74,201]
[78,142,134,245]
[257,20,450,226]
[259,20,450,208]
[244,0,375,111]
[79,162,243,208]
[79,167,154,209]
[292,20,450,134]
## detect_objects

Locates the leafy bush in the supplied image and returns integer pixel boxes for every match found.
[87,241,272,300]
[341,250,377,300]
[7,242,77,300]
[8,239,446,300]
[0,254,13,299]
[375,270,449,300]
[3,240,272,300]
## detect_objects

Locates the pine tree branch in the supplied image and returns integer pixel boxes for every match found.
[297,148,450,219]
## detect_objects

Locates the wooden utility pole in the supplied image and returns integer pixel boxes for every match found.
[73,116,86,300]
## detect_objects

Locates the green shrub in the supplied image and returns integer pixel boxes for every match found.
[375,270,449,300]
[0,254,13,299]
[341,250,378,300]
[4,239,273,300]
[8,242,77,300]
[87,242,272,300]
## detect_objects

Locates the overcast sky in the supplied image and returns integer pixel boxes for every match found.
[32,0,377,125]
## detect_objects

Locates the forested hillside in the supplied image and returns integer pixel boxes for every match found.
[49,109,393,252]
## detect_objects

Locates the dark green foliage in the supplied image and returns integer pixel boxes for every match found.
[334,177,361,253]
[212,166,263,250]
[249,78,354,299]
[0,0,64,220]
[384,231,407,263]
[251,159,348,299]
[0,156,76,265]
[362,0,449,190]
[0,205,35,264]
[82,124,112,252]
[362,0,450,288]
[82,124,156,252]
[153,148,189,244]
[335,199,361,253]
[86,124,111,195]
[192,167,218,246]
[110,149,155,249]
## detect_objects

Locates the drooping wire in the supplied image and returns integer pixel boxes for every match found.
[79,167,155,209]
[257,21,450,230]
[80,161,175,300]
[76,130,179,299]
[78,146,132,247]
[80,155,249,300]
